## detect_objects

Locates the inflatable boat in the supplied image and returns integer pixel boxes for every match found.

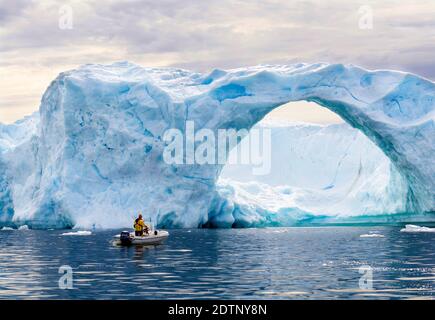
[113,230,169,246]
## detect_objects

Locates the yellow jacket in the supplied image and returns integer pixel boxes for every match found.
[134,219,145,231]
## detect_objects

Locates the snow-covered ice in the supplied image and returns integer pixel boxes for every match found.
[0,62,433,228]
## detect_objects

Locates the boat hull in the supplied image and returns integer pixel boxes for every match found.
[113,230,169,246]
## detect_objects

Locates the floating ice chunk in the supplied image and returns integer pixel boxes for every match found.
[18,225,29,230]
[1,227,14,231]
[360,233,384,238]
[61,230,92,236]
[400,225,435,233]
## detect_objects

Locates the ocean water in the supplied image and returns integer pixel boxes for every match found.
[0,226,433,300]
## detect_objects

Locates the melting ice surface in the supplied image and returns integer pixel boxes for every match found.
[0,62,434,229]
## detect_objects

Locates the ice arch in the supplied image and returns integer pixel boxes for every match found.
[0,62,433,228]
[190,64,434,215]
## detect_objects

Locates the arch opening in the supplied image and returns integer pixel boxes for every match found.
[213,101,410,228]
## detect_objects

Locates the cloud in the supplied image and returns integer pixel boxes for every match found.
[0,0,32,23]
[0,0,434,122]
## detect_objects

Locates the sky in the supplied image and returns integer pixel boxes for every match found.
[0,0,434,124]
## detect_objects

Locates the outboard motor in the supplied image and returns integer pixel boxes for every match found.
[120,231,133,246]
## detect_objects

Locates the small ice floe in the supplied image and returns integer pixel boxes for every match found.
[18,225,29,231]
[360,233,384,238]
[400,225,435,233]
[1,227,14,231]
[61,230,92,236]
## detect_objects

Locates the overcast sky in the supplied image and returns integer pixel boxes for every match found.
[1,0,434,123]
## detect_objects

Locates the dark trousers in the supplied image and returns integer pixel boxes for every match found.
[135,230,144,236]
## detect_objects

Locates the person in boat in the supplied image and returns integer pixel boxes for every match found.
[134,214,149,236]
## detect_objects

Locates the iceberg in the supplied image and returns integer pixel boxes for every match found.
[0,62,433,229]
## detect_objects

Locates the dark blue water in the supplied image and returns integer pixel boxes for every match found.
[0,227,433,299]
